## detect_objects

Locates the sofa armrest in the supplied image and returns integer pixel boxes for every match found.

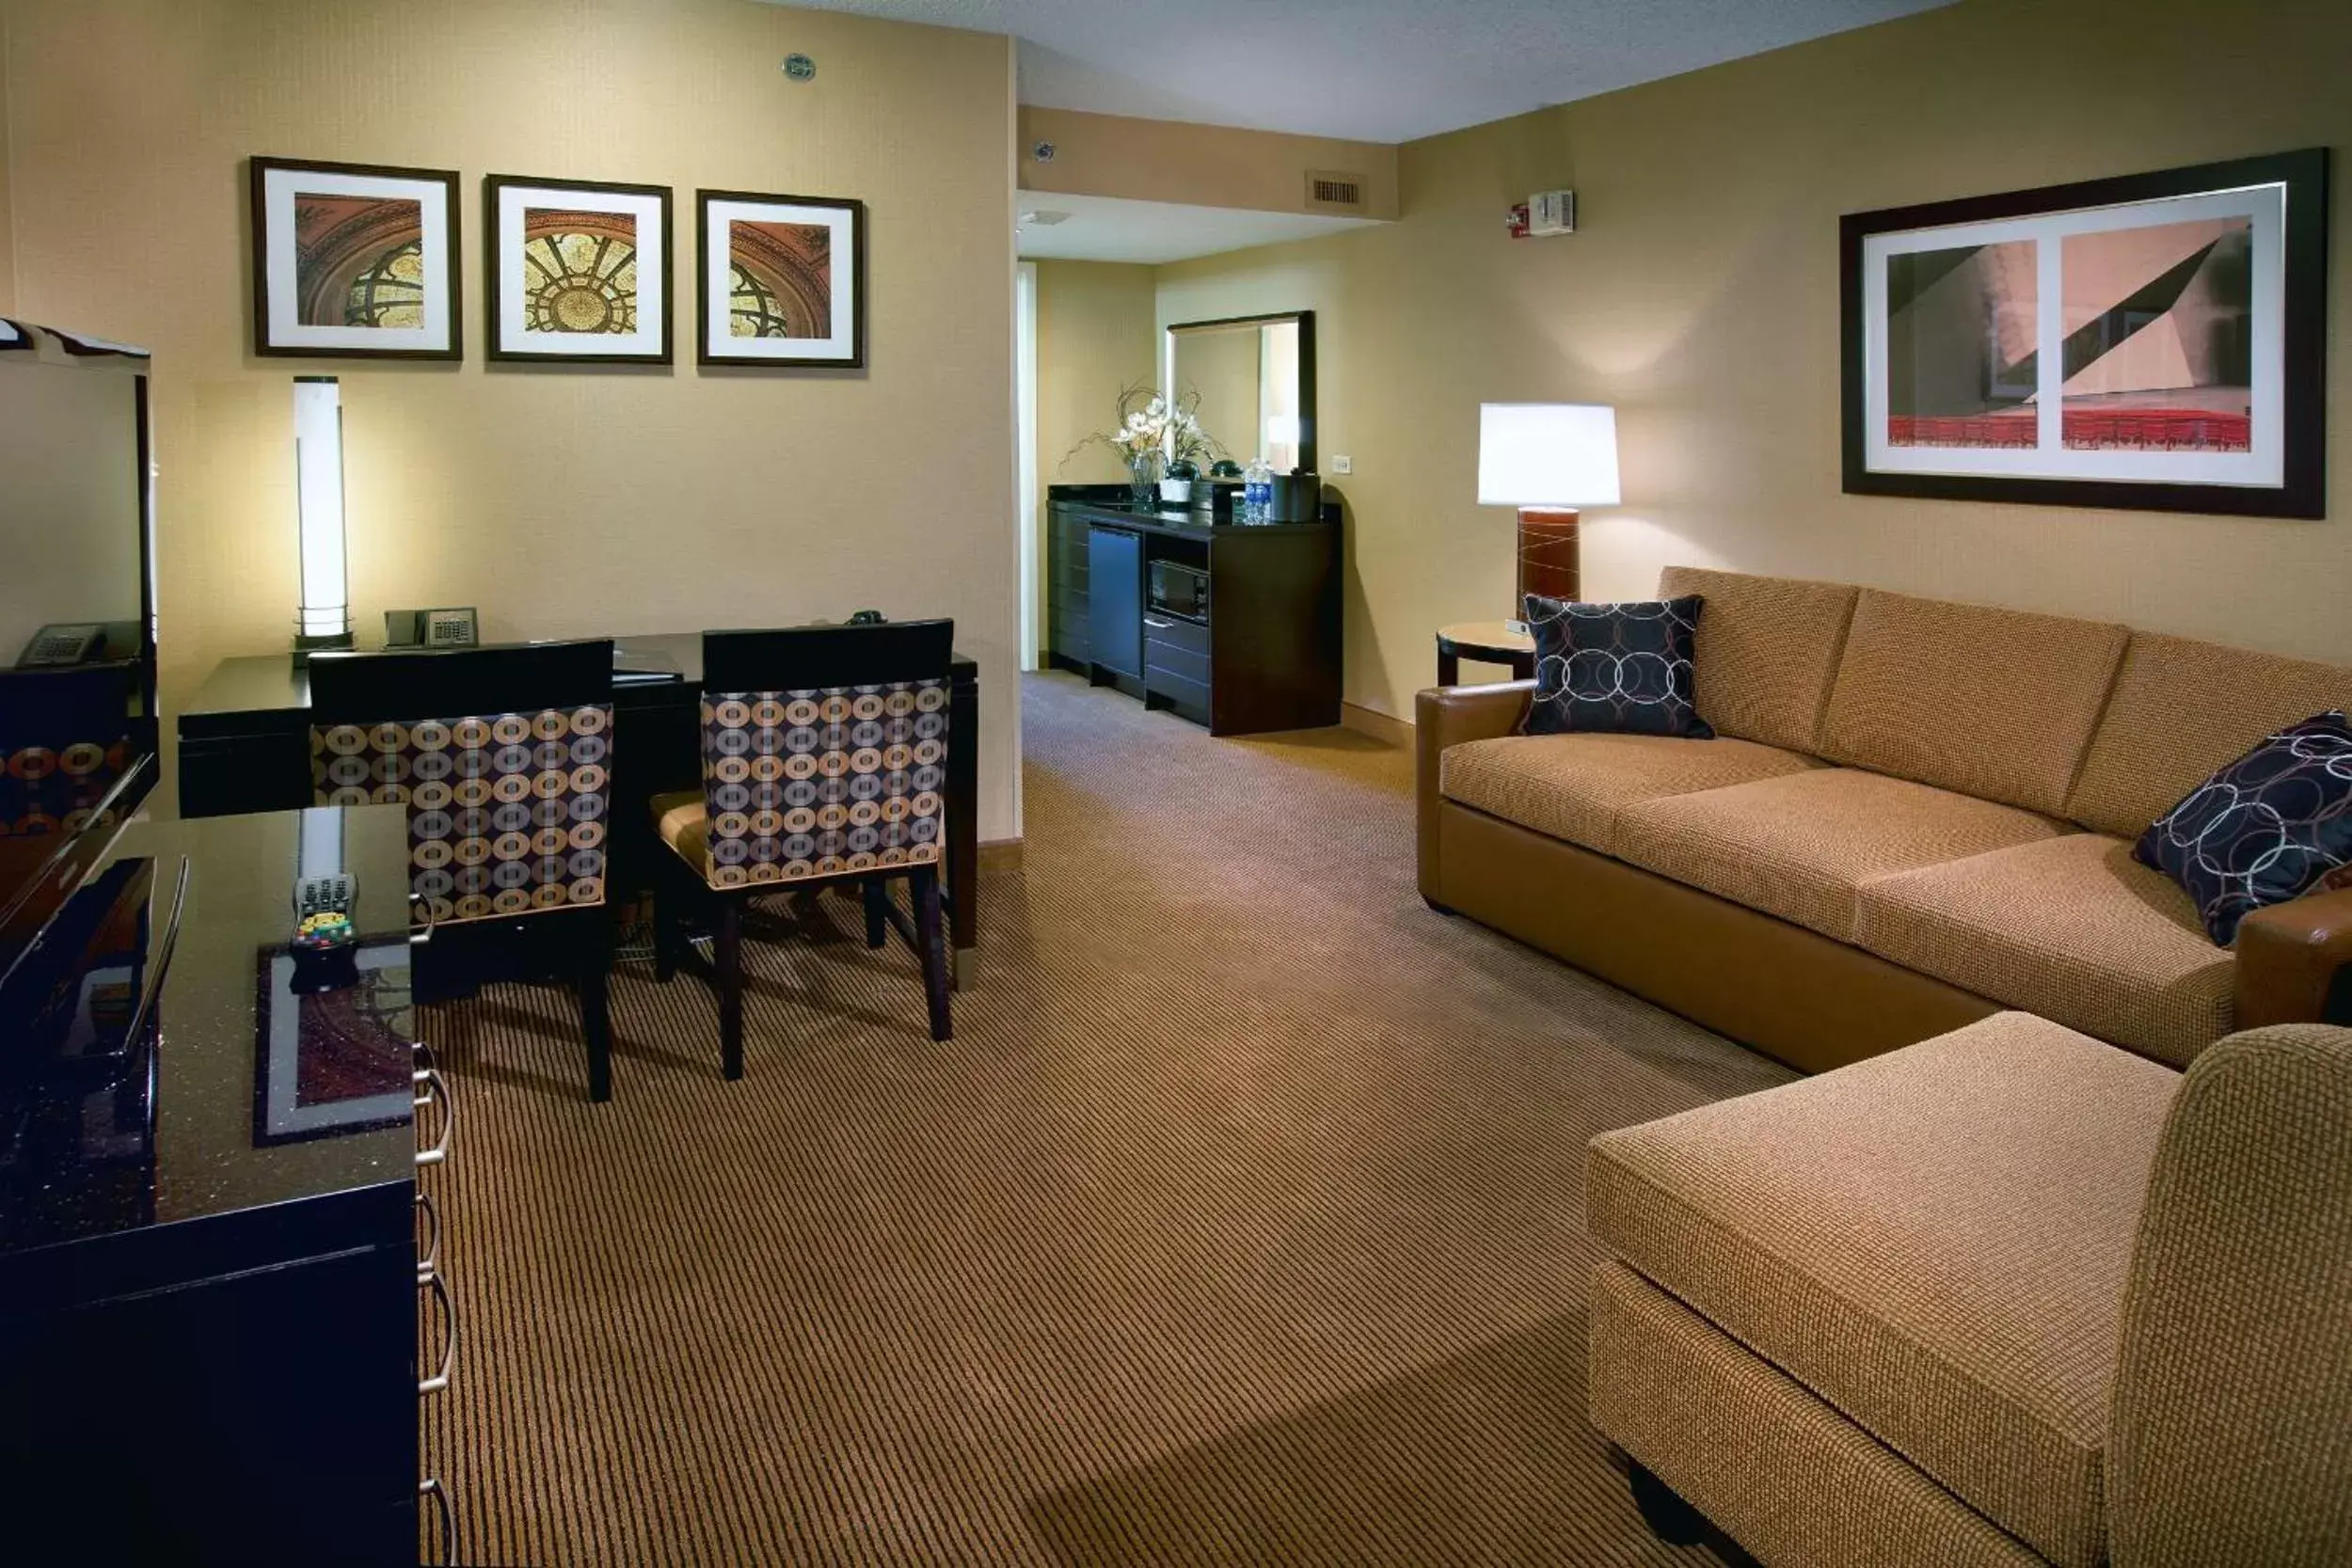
[2109,1022,2352,1560]
[1415,681,1534,903]
[2233,885,2352,1029]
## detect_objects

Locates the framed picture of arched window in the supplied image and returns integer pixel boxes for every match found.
[249,156,462,360]
[484,174,673,364]
[695,189,866,369]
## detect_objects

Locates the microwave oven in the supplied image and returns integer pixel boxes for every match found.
[1147,560,1209,622]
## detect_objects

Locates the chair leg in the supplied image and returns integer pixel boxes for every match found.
[580,914,613,1103]
[716,896,744,1081]
[863,879,888,950]
[913,865,952,1043]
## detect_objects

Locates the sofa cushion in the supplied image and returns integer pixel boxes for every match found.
[1657,565,1860,754]
[2134,709,2352,948]
[2067,632,2352,838]
[1588,1012,2180,1568]
[1856,835,2233,1069]
[1521,594,1713,738]
[1613,768,2066,942]
[1820,589,2128,816]
[1438,733,1820,857]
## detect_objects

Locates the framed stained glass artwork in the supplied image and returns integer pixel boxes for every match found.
[695,189,866,368]
[485,175,673,364]
[249,156,462,360]
[1841,149,2328,518]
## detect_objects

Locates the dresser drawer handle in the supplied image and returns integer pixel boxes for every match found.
[1142,616,1174,630]
[415,1190,441,1285]
[414,1069,453,1167]
[420,1477,456,1566]
[419,1268,457,1395]
[409,892,436,948]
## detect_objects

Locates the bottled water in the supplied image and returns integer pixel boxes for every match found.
[1243,459,1274,525]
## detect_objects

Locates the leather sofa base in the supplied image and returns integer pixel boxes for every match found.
[1589,1261,2047,1568]
[1428,798,1998,1075]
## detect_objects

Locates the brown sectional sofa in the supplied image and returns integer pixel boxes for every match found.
[1416,566,2352,1073]
[1585,1012,2352,1566]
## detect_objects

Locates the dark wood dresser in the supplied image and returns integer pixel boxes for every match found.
[0,804,451,1566]
[1046,487,1343,736]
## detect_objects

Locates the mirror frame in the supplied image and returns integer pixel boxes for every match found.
[1162,310,1316,474]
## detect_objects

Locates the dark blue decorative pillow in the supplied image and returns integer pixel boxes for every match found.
[1521,594,1713,739]
[2134,710,2352,947]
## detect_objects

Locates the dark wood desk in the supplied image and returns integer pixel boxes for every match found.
[175,633,981,982]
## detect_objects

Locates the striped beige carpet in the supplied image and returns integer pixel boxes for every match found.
[419,671,1791,1566]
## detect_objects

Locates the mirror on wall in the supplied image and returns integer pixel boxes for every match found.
[1164,311,1315,473]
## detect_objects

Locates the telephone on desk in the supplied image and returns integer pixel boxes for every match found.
[16,623,105,668]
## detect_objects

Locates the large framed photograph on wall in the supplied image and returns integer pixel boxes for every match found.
[1841,149,2328,518]
[485,174,673,364]
[249,156,462,360]
[695,189,866,368]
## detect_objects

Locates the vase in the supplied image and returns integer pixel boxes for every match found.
[1127,451,1166,507]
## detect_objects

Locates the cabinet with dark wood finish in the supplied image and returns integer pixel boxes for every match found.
[1045,487,1343,736]
[1048,505,1092,669]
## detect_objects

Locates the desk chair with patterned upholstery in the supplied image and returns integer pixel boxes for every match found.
[308,640,617,1101]
[649,620,954,1079]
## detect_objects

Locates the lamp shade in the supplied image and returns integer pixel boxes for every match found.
[1477,403,1619,507]
[293,376,350,644]
[1263,412,1302,446]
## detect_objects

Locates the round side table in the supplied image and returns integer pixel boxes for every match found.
[1436,621,1537,686]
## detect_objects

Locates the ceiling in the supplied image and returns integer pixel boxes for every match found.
[1016,193,1381,265]
[759,0,1952,144]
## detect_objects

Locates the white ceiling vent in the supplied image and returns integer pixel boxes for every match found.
[1305,171,1368,214]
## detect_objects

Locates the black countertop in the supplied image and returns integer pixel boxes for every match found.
[1050,497,1336,540]
[0,804,417,1259]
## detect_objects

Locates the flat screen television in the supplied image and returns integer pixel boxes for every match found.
[0,319,159,995]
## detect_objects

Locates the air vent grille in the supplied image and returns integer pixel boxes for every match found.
[1306,170,1367,214]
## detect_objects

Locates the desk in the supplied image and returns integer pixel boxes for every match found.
[175,633,981,981]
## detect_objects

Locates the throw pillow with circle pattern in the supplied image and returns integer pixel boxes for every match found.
[2134,709,2352,947]
[1520,594,1713,739]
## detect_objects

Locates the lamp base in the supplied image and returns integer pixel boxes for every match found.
[292,628,354,668]
[1516,506,1581,613]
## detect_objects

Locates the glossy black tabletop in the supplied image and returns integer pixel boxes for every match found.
[0,804,417,1258]
[179,631,980,736]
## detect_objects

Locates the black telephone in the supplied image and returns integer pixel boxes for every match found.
[16,623,104,668]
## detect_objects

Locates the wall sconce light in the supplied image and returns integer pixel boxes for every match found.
[293,375,353,657]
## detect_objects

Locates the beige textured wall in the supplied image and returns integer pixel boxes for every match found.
[1021,107,1399,220]
[0,14,14,316]
[1159,0,2352,724]
[1033,258,1155,652]
[1,0,1023,837]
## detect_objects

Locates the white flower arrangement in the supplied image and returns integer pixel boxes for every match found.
[1070,382,1227,472]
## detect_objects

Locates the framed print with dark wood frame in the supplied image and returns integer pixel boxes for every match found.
[1841,148,2328,519]
[249,156,462,360]
[696,189,866,368]
[485,175,673,364]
